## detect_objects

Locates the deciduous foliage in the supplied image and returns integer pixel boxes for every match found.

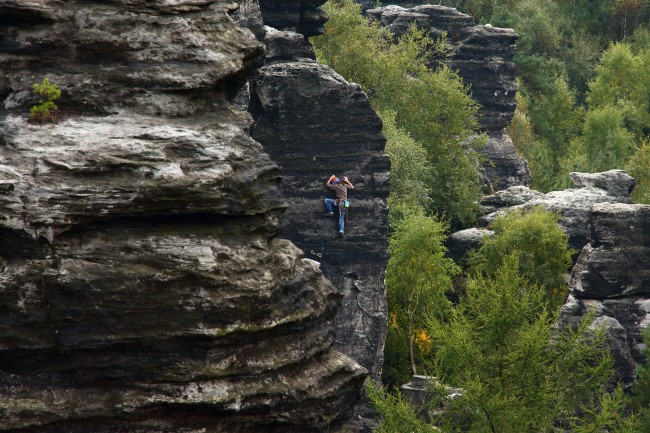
[626,141,650,204]
[30,78,61,123]
[384,214,458,386]
[313,0,482,227]
[565,105,637,174]
[468,206,574,309]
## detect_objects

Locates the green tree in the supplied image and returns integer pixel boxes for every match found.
[468,206,574,309]
[313,0,482,227]
[587,42,650,136]
[626,141,650,204]
[384,214,459,386]
[631,326,650,432]
[565,105,637,174]
[366,380,439,433]
[30,77,61,122]
[425,255,635,433]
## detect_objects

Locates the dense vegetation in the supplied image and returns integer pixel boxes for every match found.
[439,0,650,203]
[313,0,483,229]
[314,0,650,431]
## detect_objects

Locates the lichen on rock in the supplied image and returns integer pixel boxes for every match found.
[0,1,366,432]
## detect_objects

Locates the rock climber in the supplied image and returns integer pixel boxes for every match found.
[324,174,354,237]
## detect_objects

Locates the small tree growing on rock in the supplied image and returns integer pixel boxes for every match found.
[30,78,61,123]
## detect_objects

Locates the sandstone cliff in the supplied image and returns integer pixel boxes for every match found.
[0,1,365,431]
[237,2,391,380]
[367,4,530,192]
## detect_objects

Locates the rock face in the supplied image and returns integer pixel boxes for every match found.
[246,22,390,379]
[258,0,329,36]
[478,170,636,251]
[0,1,365,432]
[448,170,647,388]
[366,4,529,191]
[559,203,650,386]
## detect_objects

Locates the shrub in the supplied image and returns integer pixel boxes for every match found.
[384,213,459,386]
[468,206,574,309]
[626,141,650,204]
[425,255,635,433]
[30,78,61,123]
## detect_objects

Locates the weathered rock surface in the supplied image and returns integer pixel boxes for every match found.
[248,27,390,379]
[445,227,492,264]
[478,170,635,251]
[0,1,366,431]
[258,0,329,37]
[559,203,650,387]
[366,4,528,192]
[451,171,646,388]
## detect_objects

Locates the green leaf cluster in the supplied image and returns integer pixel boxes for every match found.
[313,0,482,228]
[468,206,574,309]
[29,78,61,123]
[366,380,440,433]
[439,1,650,198]
[425,256,631,433]
[384,213,459,386]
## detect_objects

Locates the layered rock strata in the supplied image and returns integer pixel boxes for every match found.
[367,4,529,191]
[477,170,636,251]
[559,203,650,386]
[447,170,646,388]
[247,24,390,379]
[0,1,365,431]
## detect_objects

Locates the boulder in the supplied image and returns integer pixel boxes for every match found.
[570,203,650,299]
[558,202,650,388]
[445,227,493,264]
[0,1,366,431]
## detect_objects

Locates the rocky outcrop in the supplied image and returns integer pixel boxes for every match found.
[478,170,636,251]
[366,4,529,192]
[258,0,329,37]
[246,24,390,380]
[559,203,650,386]
[0,1,366,432]
[448,170,646,388]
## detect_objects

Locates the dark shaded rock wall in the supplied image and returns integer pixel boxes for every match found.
[0,1,365,431]
[247,25,390,379]
[259,0,329,36]
[367,5,529,192]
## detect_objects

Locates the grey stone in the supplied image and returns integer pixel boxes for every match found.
[249,56,390,380]
[366,4,528,192]
[445,227,493,264]
[0,1,366,431]
[479,170,635,251]
[570,203,650,299]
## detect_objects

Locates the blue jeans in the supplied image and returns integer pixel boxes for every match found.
[325,198,346,233]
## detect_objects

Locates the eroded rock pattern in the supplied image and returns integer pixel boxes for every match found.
[478,170,635,251]
[247,25,390,380]
[367,4,530,191]
[559,203,650,386]
[449,170,647,388]
[0,1,365,431]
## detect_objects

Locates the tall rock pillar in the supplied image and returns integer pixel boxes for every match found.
[244,1,390,379]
